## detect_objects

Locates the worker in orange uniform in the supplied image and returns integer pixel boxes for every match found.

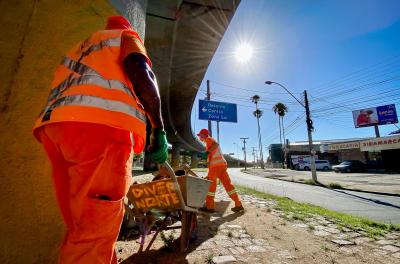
[33,16,168,264]
[197,129,244,213]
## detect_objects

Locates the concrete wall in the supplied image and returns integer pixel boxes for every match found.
[0,1,118,262]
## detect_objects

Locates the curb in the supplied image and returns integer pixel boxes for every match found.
[242,171,400,198]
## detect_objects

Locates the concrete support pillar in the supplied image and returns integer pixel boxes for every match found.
[112,0,154,171]
[172,143,181,168]
[191,152,199,168]
[110,0,148,40]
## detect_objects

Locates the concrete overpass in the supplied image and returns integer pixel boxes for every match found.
[114,0,241,166]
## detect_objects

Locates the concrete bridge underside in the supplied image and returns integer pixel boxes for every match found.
[145,0,240,154]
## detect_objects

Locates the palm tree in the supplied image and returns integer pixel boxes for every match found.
[251,95,264,169]
[273,103,288,166]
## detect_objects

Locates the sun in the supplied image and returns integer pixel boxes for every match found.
[235,43,253,62]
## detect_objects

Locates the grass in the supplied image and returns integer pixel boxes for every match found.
[206,253,215,264]
[236,185,400,239]
[328,182,343,189]
[160,231,175,252]
[304,179,317,185]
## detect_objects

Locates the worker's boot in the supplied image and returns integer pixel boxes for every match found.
[231,205,244,213]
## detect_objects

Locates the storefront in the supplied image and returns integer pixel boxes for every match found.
[283,135,400,171]
[360,135,400,172]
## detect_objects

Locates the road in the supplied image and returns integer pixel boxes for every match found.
[227,168,400,224]
[245,168,400,195]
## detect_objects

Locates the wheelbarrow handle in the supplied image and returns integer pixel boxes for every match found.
[161,162,198,213]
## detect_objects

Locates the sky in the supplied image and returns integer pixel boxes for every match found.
[190,0,400,160]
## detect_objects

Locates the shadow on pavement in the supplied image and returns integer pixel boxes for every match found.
[332,189,400,210]
[121,201,244,263]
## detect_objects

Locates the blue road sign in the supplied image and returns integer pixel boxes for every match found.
[199,100,237,123]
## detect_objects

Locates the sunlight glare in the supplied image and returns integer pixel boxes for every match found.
[235,43,253,62]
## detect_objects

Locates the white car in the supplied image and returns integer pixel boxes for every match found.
[298,160,331,171]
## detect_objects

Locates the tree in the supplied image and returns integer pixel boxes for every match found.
[273,103,288,166]
[251,94,265,168]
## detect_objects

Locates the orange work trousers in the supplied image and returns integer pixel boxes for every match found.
[37,122,133,264]
[205,165,242,210]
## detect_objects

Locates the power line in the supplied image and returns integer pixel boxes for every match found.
[308,54,400,94]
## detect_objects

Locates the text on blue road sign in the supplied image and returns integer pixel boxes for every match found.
[199,100,237,123]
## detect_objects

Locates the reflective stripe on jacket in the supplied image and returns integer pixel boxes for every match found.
[33,29,147,153]
[207,138,227,168]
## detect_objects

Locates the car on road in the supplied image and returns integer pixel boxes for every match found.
[332,160,367,173]
[298,160,332,171]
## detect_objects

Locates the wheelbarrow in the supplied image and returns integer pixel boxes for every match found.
[125,162,211,252]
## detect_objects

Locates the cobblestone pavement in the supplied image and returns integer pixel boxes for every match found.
[117,185,400,263]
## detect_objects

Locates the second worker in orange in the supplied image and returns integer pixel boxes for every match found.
[197,129,244,213]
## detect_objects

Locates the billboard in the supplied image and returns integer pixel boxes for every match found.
[352,104,398,128]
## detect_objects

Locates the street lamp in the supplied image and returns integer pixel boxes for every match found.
[265,81,318,182]
[251,95,265,169]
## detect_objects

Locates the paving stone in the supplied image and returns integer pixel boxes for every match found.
[197,241,216,250]
[239,233,252,239]
[314,225,327,231]
[213,235,229,241]
[318,219,332,225]
[212,248,232,256]
[246,245,267,253]
[314,230,331,237]
[252,238,269,246]
[228,246,246,255]
[381,245,400,253]
[325,227,341,234]
[354,237,373,245]
[338,247,354,255]
[392,252,400,259]
[226,225,242,229]
[278,250,295,259]
[345,232,361,238]
[212,255,237,264]
[333,233,348,240]
[385,233,399,240]
[185,249,211,259]
[216,239,235,248]
[331,239,355,246]
[373,249,388,256]
[304,217,315,222]
[376,239,395,245]
[292,223,308,228]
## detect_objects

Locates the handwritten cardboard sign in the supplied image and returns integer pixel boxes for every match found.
[127,179,182,211]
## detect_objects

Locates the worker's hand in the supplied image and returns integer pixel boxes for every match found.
[202,152,209,159]
[148,128,168,163]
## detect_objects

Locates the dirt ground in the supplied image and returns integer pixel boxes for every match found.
[116,186,400,264]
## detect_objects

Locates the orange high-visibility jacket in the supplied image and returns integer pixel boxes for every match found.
[33,29,147,153]
[206,137,227,168]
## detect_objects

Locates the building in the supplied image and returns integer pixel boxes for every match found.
[268,134,400,172]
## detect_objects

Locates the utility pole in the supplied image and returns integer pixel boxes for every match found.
[206,80,212,137]
[252,147,256,168]
[304,90,317,182]
[374,125,380,138]
[217,121,220,143]
[240,137,249,170]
